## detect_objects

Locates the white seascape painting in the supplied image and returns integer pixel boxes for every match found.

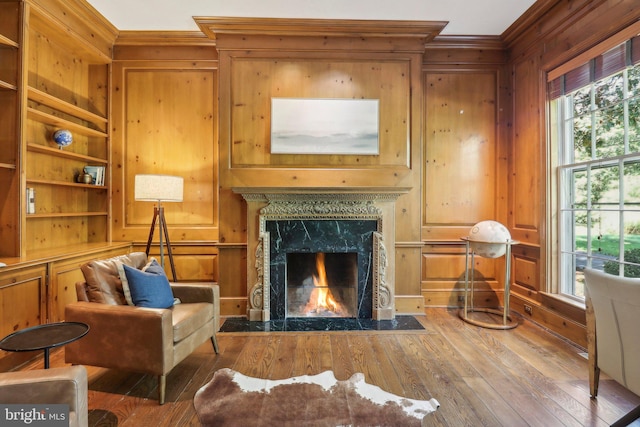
[271,98,379,155]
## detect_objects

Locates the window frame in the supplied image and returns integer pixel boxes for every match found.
[548,32,640,300]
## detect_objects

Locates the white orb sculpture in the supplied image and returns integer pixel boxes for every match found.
[467,220,511,258]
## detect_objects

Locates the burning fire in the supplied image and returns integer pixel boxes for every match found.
[304,252,344,316]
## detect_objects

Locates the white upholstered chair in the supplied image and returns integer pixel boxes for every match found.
[583,268,640,426]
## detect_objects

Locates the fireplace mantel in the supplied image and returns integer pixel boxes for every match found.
[235,187,410,321]
[233,187,411,198]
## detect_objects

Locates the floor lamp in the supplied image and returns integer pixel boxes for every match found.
[135,174,184,282]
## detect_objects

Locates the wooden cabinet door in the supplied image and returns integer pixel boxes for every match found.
[0,264,47,366]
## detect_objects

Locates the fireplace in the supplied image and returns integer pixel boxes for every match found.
[287,252,358,318]
[266,219,378,320]
[236,189,407,321]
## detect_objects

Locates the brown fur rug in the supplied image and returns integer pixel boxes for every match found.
[194,368,439,426]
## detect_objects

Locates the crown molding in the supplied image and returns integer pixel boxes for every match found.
[114,30,215,46]
[195,17,447,44]
[429,35,504,50]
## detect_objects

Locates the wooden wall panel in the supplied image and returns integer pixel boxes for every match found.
[394,246,424,314]
[217,245,247,317]
[0,265,45,335]
[111,61,218,245]
[513,254,538,293]
[110,41,220,285]
[49,244,132,322]
[216,190,247,315]
[229,58,410,168]
[210,20,427,316]
[175,253,218,282]
[423,253,499,282]
[218,53,420,195]
[214,22,428,193]
[130,243,219,282]
[0,265,46,366]
[103,8,640,332]
[510,57,542,242]
[0,243,131,369]
[123,69,215,224]
[422,253,464,281]
[503,0,640,342]
[421,68,507,308]
[423,71,500,241]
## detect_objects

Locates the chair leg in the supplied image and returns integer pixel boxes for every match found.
[586,295,599,398]
[158,375,166,405]
[590,365,600,398]
[211,335,219,354]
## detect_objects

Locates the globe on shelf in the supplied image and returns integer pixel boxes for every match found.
[53,129,73,149]
[467,220,511,258]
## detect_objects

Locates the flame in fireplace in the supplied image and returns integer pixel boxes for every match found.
[304,252,344,316]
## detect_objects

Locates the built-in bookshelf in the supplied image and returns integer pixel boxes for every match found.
[0,1,22,258]
[24,4,111,252]
[0,0,120,370]
[0,0,117,258]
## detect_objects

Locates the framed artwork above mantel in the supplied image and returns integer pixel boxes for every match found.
[270,98,380,155]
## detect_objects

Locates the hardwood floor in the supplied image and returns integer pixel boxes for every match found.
[32,308,640,426]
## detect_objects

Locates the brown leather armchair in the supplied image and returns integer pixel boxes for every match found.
[0,365,88,427]
[64,252,219,404]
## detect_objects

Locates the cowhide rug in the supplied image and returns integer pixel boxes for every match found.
[194,368,439,427]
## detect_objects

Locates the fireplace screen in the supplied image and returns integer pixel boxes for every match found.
[286,252,358,318]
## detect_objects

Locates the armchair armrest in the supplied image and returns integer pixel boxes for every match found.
[0,366,87,427]
[171,283,220,333]
[65,302,174,375]
[170,282,218,304]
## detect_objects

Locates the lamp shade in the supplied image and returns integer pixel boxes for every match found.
[134,174,183,202]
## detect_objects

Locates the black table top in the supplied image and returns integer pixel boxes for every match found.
[0,322,89,352]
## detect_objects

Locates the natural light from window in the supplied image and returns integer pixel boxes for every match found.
[550,41,640,300]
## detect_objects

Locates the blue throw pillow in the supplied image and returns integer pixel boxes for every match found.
[120,260,174,308]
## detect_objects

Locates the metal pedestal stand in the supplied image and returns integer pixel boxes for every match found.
[459,237,519,330]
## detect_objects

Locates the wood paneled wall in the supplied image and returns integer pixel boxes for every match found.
[109,26,513,319]
[106,3,640,346]
[503,0,640,346]
[198,18,443,316]
[109,23,437,315]
[227,59,411,168]
[107,22,524,322]
[111,39,221,283]
[7,0,640,374]
[421,37,509,309]
[0,242,131,370]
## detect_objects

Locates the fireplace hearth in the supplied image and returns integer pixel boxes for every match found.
[218,315,426,332]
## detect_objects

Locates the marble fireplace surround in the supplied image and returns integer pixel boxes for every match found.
[236,188,408,322]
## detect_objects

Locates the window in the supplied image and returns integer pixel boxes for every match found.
[549,38,640,300]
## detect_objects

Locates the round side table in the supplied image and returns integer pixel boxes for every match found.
[0,322,89,368]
